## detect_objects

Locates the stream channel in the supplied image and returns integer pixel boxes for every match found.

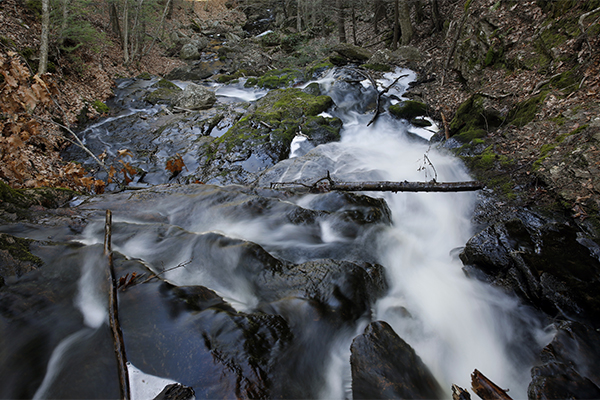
[0,67,553,399]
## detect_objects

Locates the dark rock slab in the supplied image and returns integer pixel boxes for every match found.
[528,320,600,399]
[460,214,600,328]
[350,321,444,399]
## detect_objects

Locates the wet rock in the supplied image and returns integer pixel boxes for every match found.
[460,213,600,328]
[389,100,429,120]
[201,88,334,185]
[153,383,195,400]
[180,43,200,60]
[350,321,444,399]
[144,79,182,105]
[165,62,221,81]
[331,43,372,65]
[259,259,387,322]
[175,83,217,110]
[529,320,600,398]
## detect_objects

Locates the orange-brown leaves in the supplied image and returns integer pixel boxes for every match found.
[166,154,186,176]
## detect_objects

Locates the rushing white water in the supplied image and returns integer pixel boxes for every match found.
[41,67,552,398]
[278,69,552,397]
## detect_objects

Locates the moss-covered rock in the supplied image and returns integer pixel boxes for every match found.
[507,91,547,127]
[449,94,504,142]
[144,80,183,105]
[332,44,372,64]
[254,68,305,89]
[389,100,428,120]
[201,89,336,183]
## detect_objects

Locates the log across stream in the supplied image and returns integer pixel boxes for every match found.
[0,67,554,399]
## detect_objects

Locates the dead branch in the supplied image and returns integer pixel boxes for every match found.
[579,7,600,57]
[452,384,472,400]
[270,171,484,194]
[471,369,513,400]
[141,258,193,284]
[350,67,408,127]
[37,117,108,173]
[105,210,131,400]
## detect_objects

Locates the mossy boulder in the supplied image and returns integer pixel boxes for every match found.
[332,44,372,64]
[507,91,547,127]
[144,80,183,105]
[246,68,305,89]
[201,89,336,184]
[449,94,504,142]
[0,233,43,282]
[389,100,428,120]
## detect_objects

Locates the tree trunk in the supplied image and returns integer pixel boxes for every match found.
[399,0,413,45]
[351,1,357,45]
[392,0,399,50]
[431,0,443,32]
[296,0,302,31]
[122,0,130,64]
[58,0,69,46]
[38,0,50,74]
[373,0,384,35]
[336,0,346,43]
[471,370,513,400]
[110,1,122,39]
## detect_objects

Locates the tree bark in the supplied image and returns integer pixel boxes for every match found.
[392,0,399,50]
[471,369,513,400]
[271,173,484,194]
[336,0,346,43]
[399,0,413,45]
[431,0,443,32]
[110,1,122,39]
[122,0,130,64]
[373,0,384,35]
[38,0,50,74]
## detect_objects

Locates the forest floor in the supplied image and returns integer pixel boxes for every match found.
[2,0,600,234]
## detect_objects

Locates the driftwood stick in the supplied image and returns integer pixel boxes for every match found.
[471,369,513,400]
[271,172,484,193]
[452,384,472,400]
[105,210,131,400]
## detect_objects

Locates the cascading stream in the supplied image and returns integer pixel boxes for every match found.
[2,67,555,399]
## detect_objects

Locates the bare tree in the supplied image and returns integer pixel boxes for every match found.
[336,0,346,43]
[38,0,50,74]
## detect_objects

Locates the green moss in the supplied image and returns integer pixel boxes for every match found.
[244,77,258,87]
[144,85,182,105]
[363,63,392,72]
[0,234,43,266]
[255,69,304,89]
[306,60,334,78]
[389,101,428,120]
[153,79,179,89]
[211,89,334,161]
[137,72,152,80]
[508,91,547,127]
[448,94,504,142]
[550,69,580,93]
[91,100,109,114]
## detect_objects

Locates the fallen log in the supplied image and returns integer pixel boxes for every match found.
[270,172,484,194]
[471,369,513,400]
[105,210,131,400]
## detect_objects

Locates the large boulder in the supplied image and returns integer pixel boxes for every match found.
[460,213,600,328]
[180,43,200,60]
[529,321,600,399]
[175,83,217,110]
[350,321,444,399]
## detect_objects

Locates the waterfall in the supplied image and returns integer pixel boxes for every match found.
[17,67,554,399]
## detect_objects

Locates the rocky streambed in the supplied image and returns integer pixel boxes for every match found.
[1,59,600,399]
